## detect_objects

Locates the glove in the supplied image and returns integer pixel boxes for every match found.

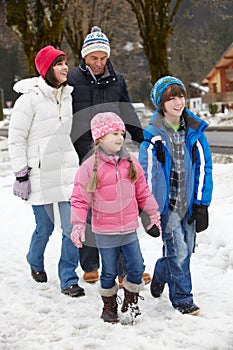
[188,204,209,233]
[147,224,160,238]
[147,213,161,237]
[139,208,161,238]
[71,224,86,248]
[13,166,31,201]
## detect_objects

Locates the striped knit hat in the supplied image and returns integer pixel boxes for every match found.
[81,26,110,58]
[150,76,186,108]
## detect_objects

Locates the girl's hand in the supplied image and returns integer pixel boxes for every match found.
[147,213,162,237]
[71,224,86,248]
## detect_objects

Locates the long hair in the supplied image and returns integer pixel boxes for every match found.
[87,141,100,192]
[127,157,138,182]
[86,142,138,193]
[45,55,67,88]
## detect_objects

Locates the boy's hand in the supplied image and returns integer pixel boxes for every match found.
[188,204,209,233]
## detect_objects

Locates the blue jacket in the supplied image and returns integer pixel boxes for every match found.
[138,108,213,216]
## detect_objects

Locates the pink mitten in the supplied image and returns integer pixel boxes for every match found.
[147,213,162,235]
[71,224,86,248]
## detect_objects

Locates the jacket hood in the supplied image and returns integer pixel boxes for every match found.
[149,108,208,133]
[13,76,73,97]
[98,147,131,163]
[13,77,39,94]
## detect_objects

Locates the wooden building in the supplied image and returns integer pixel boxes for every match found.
[201,43,233,112]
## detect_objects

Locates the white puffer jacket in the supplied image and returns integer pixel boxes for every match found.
[8,76,79,205]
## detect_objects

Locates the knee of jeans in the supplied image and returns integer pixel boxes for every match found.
[164,235,176,258]
[36,224,54,237]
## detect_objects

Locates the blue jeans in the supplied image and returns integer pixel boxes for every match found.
[27,202,79,290]
[153,210,196,307]
[95,232,145,289]
[80,208,127,277]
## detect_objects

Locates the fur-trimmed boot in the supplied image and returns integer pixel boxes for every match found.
[99,284,119,323]
[121,277,143,318]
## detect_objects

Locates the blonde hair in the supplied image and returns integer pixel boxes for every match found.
[87,141,100,192]
[87,142,138,193]
[127,157,138,182]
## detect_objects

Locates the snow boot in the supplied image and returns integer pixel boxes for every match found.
[175,302,200,315]
[150,273,165,298]
[121,277,143,319]
[99,284,119,323]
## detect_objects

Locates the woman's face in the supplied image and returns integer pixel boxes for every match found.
[53,59,68,85]
[99,130,125,154]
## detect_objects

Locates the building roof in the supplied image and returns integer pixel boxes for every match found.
[201,42,233,84]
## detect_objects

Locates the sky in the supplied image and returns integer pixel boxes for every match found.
[0,122,233,350]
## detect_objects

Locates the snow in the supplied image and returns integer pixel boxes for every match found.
[1,136,233,350]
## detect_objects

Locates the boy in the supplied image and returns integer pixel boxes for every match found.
[139,76,213,315]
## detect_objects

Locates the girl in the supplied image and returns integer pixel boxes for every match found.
[70,112,161,323]
[8,46,84,297]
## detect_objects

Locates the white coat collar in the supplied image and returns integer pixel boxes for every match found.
[13,76,73,97]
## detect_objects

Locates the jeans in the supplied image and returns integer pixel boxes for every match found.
[95,231,145,289]
[153,210,196,307]
[79,208,127,277]
[27,202,79,290]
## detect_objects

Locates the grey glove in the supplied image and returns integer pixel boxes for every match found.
[13,166,32,201]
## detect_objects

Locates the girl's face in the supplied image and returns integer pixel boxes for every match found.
[163,95,185,121]
[53,59,68,85]
[99,130,125,154]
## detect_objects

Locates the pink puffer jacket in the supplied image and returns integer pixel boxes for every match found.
[71,149,160,234]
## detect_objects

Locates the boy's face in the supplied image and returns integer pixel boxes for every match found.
[99,130,125,154]
[163,95,185,121]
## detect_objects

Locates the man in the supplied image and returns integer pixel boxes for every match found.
[68,26,151,286]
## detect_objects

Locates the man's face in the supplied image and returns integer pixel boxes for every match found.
[85,51,108,75]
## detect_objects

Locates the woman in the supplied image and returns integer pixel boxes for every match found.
[8,46,84,297]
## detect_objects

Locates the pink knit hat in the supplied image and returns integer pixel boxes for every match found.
[91,112,125,141]
[35,45,66,78]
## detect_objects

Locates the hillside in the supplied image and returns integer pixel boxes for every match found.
[0,0,233,105]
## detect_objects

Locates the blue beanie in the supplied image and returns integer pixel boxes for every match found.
[150,76,186,108]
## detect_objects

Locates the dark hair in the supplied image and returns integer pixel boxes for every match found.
[159,84,187,114]
[45,55,67,88]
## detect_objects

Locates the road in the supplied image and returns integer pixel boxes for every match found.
[205,126,233,154]
[1,126,233,154]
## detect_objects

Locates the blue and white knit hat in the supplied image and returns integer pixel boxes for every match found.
[81,26,110,58]
[150,76,186,107]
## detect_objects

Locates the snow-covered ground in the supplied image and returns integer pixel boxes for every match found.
[1,116,233,350]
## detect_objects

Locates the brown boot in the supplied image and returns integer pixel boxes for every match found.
[121,277,143,318]
[83,270,99,283]
[99,284,119,323]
